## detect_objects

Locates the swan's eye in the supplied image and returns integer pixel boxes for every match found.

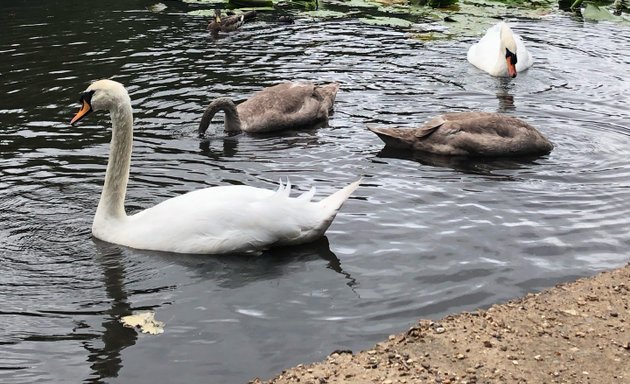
[79,90,95,105]
[505,49,517,65]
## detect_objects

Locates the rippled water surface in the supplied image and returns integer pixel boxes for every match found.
[2,1,630,382]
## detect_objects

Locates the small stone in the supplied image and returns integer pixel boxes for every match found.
[610,312,619,317]
[583,371,589,375]
[435,327,446,334]
[534,355,543,361]
[457,354,465,360]
[383,380,393,384]
[483,341,493,348]
[421,362,430,369]
[562,309,578,316]
[367,350,377,355]
[389,334,396,340]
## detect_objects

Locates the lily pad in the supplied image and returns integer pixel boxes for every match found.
[359,15,415,27]
[300,9,348,18]
[188,9,220,16]
[582,3,618,20]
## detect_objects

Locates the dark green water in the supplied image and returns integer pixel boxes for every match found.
[1,1,630,383]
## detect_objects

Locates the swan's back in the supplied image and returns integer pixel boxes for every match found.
[95,181,359,254]
[369,112,553,157]
[237,82,339,133]
[467,23,504,75]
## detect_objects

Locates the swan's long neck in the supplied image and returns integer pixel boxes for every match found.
[198,98,243,135]
[96,100,133,221]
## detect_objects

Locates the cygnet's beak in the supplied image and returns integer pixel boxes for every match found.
[70,93,93,125]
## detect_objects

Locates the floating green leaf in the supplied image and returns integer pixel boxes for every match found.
[359,16,415,27]
[188,9,219,16]
[582,3,617,20]
[301,9,348,18]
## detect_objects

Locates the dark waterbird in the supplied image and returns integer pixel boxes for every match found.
[208,8,256,35]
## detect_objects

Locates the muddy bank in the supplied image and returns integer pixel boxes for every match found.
[251,263,630,384]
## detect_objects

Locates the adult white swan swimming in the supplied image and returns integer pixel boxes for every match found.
[467,22,533,78]
[70,79,360,255]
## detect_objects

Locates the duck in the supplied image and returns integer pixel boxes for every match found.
[69,79,360,255]
[198,81,339,135]
[467,22,533,78]
[368,112,553,157]
[207,9,256,34]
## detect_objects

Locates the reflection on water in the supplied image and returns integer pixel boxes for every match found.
[1,1,630,383]
[375,146,548,178]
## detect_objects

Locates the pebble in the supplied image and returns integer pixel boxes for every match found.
[435,327,446,334]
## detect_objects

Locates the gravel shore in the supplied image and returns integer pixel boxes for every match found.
[251,263,630,384]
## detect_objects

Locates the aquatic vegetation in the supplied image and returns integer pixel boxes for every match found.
[183,0,629,38]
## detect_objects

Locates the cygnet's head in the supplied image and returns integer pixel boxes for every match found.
[499,23,518,78]
[70,79,129,125]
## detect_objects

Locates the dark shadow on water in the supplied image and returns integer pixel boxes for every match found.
[375,146,549,179]
[83,241,138,384]
[496,86,515,113]
[141,236,358,290]
[198,122,326,159]
[199,135,240,159]
[83,236,357,383]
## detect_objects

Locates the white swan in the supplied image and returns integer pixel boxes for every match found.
[70,79,360,255]
[467,22,533,78]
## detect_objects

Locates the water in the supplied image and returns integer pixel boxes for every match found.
[2,1,630,382]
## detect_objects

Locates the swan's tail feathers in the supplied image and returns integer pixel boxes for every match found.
[318,178,362,214]
[367,125,415,150]
[276,178,292,197]
[297,186,316,202]
[317,82,340,113]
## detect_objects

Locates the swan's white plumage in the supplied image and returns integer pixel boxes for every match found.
[73,79,360,255]
[467,22,533,77]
